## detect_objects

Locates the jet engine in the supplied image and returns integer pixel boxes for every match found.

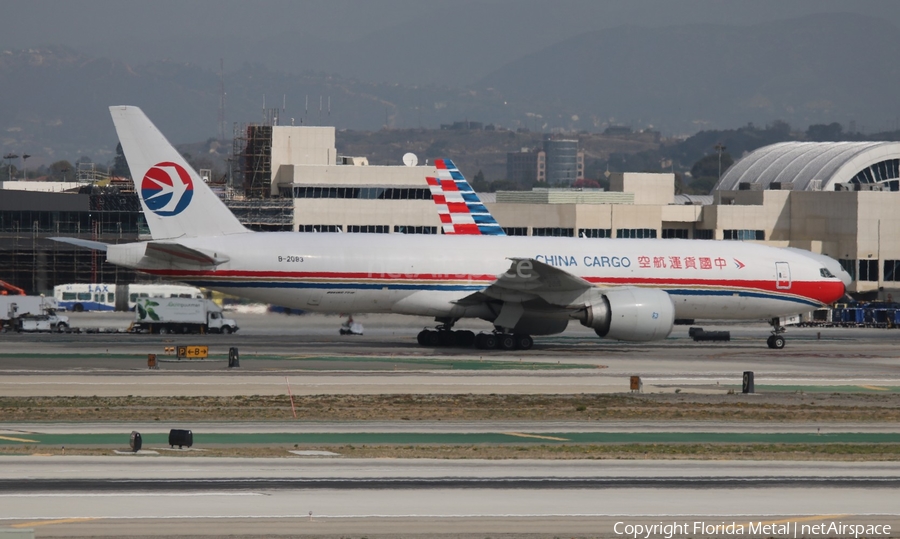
[577,288,675,342]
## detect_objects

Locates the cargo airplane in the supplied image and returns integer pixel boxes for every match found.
[54,106,849,350]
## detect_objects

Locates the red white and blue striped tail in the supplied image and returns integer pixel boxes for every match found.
[427,159,505,236]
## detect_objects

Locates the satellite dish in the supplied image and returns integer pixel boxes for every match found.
[402,152,418,167]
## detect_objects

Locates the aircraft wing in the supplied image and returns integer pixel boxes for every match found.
[144,242,229,266]
[458,257,593,305]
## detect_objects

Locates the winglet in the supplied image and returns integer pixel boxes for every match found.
[427,159,505,236]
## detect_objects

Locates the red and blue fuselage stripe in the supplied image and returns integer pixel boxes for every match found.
[142,269,837,307]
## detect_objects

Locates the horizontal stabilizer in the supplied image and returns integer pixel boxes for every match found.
[145,242,229,266]
[49,237,109,252]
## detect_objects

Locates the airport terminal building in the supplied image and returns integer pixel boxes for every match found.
[258,131,900,297]
[3,127,900,298]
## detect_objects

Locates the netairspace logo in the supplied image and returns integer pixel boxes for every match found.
[614,520,892,538]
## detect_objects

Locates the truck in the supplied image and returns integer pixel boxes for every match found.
[132,298,238,335]
[1,296,63,331]
[17,312,71,333]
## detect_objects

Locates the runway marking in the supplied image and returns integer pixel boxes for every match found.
[0,513,894,521]
[859,385,889,391]
[12,517,100,528]
[0,492,264,498]
[502,432,569,441]
[0,435,38,443]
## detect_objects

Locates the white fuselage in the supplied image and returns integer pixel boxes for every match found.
[107,233,845,321]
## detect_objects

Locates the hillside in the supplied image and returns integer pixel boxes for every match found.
[479,13,900,135]
[2,12,900,167]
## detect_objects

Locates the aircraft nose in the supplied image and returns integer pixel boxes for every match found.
[837,268,853,288]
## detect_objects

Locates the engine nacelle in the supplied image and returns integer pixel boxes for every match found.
[578,288,675,342]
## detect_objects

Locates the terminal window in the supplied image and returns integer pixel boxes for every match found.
[884,260,900,281]
[394,226,438,234]
[292,186,432,200]
[616,228,657,239]
[723,229,765,241]
[532,227,574,237]
[299,224,342,233]
[347,225,389,234]
[578,228,612,238]
[662,228,689,239]
[694,230,714,240]
[503,227,528,236]
[859,259,879,282]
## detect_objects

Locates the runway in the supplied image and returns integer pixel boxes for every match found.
[2,458,900,537]
[3,314,900,537]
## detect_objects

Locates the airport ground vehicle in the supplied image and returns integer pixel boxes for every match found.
[17,312,70,333]
[0,279,26,296]
[132,297,238,334]
[0,296,60,330]
[53,283,203,312]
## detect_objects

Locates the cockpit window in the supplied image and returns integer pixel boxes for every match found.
[820,268,835,278]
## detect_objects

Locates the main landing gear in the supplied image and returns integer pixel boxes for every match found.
[766,317,786,349]
[474,331,533,351]
[416,319,533,350]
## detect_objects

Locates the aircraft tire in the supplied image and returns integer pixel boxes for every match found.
[499,334,516,350]
[455,330,476,347]
[771,335,785,349]
[515,334,534,350]
[416,329,430,345]
[425,330,440,346]
[437,331,454,346]
[476,333,498,350]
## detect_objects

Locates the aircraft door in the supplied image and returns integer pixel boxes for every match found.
[775,262,791,290]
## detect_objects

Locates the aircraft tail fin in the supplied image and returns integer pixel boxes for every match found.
[109,106,249,240]
[427,159,505,236]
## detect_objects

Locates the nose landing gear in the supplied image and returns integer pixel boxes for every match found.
[767,318,787,349]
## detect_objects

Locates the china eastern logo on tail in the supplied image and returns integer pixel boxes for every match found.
[140,162,194,216]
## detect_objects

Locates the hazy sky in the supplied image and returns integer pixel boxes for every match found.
[4,0,899,85]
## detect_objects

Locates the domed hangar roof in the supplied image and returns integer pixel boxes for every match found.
[714,141,900,192]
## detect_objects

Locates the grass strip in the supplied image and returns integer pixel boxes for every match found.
[3,393,900,421]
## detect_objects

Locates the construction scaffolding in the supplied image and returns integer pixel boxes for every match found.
[232,109,281,198]
[0,190,146,295]
[224,197,293,231]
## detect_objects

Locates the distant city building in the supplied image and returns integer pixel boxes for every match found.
[603,125,633,136]
[506,148,545,186]
[543,137,584,185]
[506,136,584,186]
[440,121,484,130]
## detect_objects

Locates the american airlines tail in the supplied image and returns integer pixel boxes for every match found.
[427,159,505,235]
[110,106,249,240]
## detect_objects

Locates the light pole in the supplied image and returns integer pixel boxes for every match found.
[3,153,18,181]
[21,154,30,181]
[714,143,727,181]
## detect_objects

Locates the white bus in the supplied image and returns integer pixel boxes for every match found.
[53,283,204,312]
